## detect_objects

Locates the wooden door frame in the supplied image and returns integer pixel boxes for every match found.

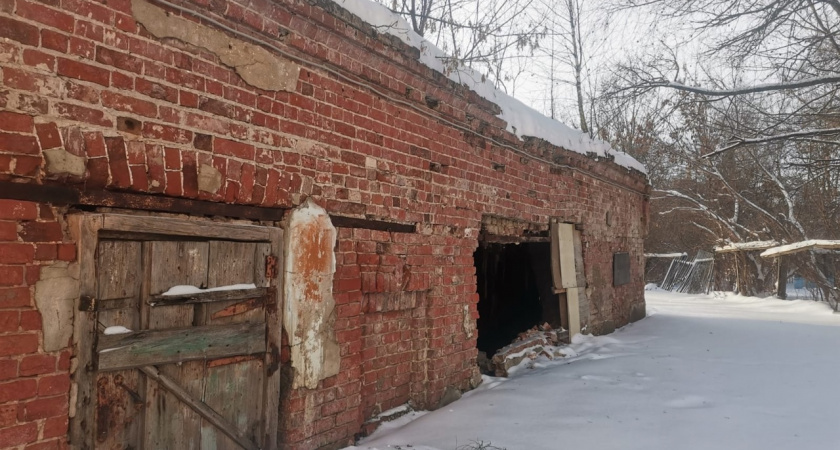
[68,213,284,450]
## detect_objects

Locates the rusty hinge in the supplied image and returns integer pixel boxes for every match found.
[265,254,278,279]
[79,295,97,312]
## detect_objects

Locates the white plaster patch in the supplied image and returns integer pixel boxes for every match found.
[283,199,340,389]
[34,261,80,352]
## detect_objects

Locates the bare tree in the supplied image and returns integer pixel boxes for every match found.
[377,0,547,89]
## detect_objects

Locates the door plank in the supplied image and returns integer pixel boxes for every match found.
[98,322,266,371]
[143,241,209,450]
[95,240,144,448]
[262,227,284,449]
[140,365,260,450]
[203,241,263,450]
[203,359,265,450]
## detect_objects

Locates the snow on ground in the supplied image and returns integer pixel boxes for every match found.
[345,291,840,450]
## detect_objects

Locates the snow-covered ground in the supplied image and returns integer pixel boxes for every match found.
[346,290,840,450]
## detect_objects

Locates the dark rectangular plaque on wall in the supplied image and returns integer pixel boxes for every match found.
[613,252,630,286]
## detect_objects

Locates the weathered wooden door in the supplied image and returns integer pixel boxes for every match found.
[70,215,282,450]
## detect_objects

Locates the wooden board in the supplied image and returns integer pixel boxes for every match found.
[98,322,266,371]
[144,240,209,450]
[202,241,263,450]
[94,240,144,449]
[149,287,269,306]
[102,214,271,242]
[551,222,582,338]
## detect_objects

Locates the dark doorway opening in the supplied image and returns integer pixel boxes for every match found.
[474,241,561,355]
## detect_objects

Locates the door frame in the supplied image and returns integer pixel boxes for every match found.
[68,212,284,449]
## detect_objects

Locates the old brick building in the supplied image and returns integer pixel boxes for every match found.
[0,0,649,448]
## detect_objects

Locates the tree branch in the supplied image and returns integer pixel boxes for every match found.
[703,127,840,158]
[651,76,840,97]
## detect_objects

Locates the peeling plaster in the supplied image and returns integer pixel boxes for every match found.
[43,148,86,177]
[283,199,340,389]
[462,304,474,338]
[197,163,222,193]
[131,0,300,92]
[34,261,80,352]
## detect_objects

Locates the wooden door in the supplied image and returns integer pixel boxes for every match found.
[70,215,282,450]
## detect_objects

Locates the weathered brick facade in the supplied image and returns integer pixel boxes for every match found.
[0,0,649,448]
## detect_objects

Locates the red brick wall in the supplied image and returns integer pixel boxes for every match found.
[0,0,648,448]
[0,200,73,450]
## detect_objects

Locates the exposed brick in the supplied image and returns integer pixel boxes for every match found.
[35,123,62,150]
[25,439,63,450]
[41,29,69,52]
[19,354,55,376]
[214,138,254,159]
[83,132,106,157]
[56,58,110,87]
[0,17,40,46]
[0,360,16,381]
[0,311,17,332]
[0,133,40,155]
[136,78,178,103]
[0,422,38,447]
[96,45,143,73]
[0,267,24,286]
[0,378,38,402]
[56,244,75,262]
[34,243,57,261]
[37,373,70,396]
[19,222,64,242]
[102,91,157,117]
[16,0,75,33]
[85,157,110,188]
[54,102,112,127]
[43,414,68,438]
[104,136,131,188]
[0,244,35,264]
[0,404,16,427]
[19,395,69,421]
[19,310,41,331]
[0,112,34,133]
[0,199,38,220]
[0,222,18,241]
[23,49,56,71]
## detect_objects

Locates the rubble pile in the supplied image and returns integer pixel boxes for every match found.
[478,323,570,377]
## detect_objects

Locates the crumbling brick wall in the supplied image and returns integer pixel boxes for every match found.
[0,0,649,448]
[0,199,73,449]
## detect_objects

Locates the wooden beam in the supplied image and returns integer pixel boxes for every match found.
[480,233,550,244]
[97,322,265,371]
[0,182,424,234]
[331,215,416,233]
[102,214,271,242]
[150,287,269,306]
[68,214,102,449]
[0,181,287,221]
[140,365,260,450]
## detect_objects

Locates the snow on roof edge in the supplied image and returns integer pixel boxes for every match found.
[331,0,647,175]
